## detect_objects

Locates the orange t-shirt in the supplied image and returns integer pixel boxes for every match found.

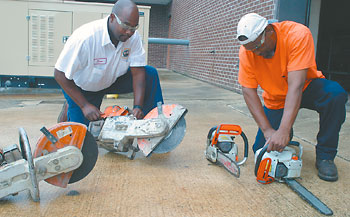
[238,21,325,109]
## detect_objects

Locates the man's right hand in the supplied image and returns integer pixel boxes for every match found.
[81,103,103,121]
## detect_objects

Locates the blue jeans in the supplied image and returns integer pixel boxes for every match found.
[252,78,348,160]
[63,65,164,126]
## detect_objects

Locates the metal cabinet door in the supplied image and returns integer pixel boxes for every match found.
[28,10,72,67]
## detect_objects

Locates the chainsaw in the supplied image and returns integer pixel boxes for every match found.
[205,124,249,178]
[255,141,333,215]
[88,102,187,159]
[0,122,98,202]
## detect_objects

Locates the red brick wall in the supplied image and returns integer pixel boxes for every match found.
[168,0,277,93]
[148,5,171,68]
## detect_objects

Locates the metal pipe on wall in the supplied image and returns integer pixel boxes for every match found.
[148,38,190,46]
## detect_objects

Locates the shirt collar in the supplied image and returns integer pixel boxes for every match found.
[102,16,113,47]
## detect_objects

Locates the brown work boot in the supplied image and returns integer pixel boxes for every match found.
[316,159,338,182]
[57,101,68,123]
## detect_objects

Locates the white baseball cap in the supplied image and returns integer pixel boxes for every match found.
[236,13,268,45]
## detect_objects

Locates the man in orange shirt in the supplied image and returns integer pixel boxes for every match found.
[237,13,348,181]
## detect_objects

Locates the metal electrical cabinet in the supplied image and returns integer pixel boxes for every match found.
[0,0,150,87]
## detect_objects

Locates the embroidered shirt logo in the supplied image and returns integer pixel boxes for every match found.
[94,58,107,65]
[122,48,130,58]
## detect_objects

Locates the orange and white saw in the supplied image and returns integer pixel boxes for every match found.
[0,123,98,202]
[88,102,187,159]
[254,142,333,215]
[205,124,249,178]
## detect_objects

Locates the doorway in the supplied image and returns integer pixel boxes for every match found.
[316,0,350,92]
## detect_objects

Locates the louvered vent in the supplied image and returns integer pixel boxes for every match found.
[30,13,55,64]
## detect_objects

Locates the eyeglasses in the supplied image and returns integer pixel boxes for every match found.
[113,13,139,32]
[248,31,265,51]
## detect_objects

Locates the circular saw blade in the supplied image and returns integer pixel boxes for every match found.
[69,130,98,184]
[152,116,186,154]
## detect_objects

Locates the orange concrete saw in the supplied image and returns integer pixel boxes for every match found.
[0,122,98,202]
[89,102,187,159]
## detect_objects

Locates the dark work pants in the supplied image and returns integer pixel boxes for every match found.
[63,65,164,126]
[252,78,348,160]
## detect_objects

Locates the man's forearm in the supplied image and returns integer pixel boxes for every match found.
[242,87,272,133]
[54,69,89,109]
[278,69,307,133]
[278,87,302,133]
[130,67,146,107]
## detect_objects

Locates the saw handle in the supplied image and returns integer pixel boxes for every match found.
[19,128,40,201]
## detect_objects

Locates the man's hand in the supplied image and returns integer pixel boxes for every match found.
[132,108,144,119]
[266,128,290,152]
[81,103,103,121]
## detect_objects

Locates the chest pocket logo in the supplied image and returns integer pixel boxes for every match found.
[122,48,130,59]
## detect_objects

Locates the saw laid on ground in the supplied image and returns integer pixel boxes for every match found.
[0,122,98,202]
[205,124,249,178]
[255,141,333,216]
[89,102,187,159]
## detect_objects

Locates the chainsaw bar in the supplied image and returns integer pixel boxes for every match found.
[284,178,333,215]
[217,150,240,178]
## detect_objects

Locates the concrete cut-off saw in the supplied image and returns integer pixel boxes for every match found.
[205,124,249,178]
[255,141,333,215]
[0,122,98,202]
[89,102,187,159]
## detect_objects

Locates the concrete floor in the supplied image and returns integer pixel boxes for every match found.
[0,69,349,217]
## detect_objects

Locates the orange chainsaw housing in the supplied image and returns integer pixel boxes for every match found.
[33,122,87,188]
[211,124,242,147]
[256,158,275,184]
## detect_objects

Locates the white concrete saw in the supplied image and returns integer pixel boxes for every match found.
[0,123,98,202]
[255,141,333,215]
[88,102,187,159]
[205,124,249,178]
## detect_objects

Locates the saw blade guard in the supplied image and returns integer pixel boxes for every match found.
[255,141,302,183]
[34,122,97,188]
[207,124,249,166]
[137,103,188,156]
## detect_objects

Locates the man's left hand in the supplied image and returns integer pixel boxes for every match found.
[266,129,290,152]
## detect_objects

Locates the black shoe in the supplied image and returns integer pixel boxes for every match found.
[57,101,68,123]
[315,159,338,182]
